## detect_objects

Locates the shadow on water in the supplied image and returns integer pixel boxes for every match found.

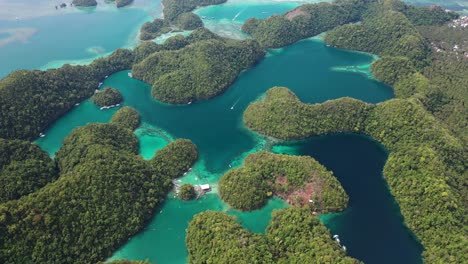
[273,134,423,264]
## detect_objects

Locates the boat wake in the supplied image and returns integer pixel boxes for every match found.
[230,97,241,110]
[232,8,247,21]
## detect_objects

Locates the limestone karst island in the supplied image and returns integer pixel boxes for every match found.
[0,0,466,263]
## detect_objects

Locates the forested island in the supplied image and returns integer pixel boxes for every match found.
[91,87,123,107]
[219,151,348,212]
[139,0,226,40]
[132,36,264,104]
[72,0,97,7]
[186,208,359,263]
[0,27,262,140]
[0,0,466,263]
[115,0,134,8]
[187,0,467,263]
[0,108,199,263]
[243,87,466,263]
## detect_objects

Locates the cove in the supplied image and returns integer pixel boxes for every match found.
[273,134,423,264]
[33,37,420,264]
[0,0,160,78]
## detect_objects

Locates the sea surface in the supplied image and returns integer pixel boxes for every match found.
[1,0,440,263]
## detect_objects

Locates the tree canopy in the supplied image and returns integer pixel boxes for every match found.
[0,139,57,203]
[186,208,359,263]
[133,38,264,104]
[243,87,466,263]
[0,120,198,263]
[219,151,348,212]
[91,87,123,107]
[110,106,141,131]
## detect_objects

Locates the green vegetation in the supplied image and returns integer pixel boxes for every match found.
[242,0,376,48]
[0,139,57,203]
[0,48,134,140]
[0,28,227,141]
[133,38,264,104]
[187,210,274,264]
[139,0,226,41]
[219,151,348,212]
[162,0,227,22]
[110,106,141,131]
[72,0,97,7]
[402,5,458,26]
[244,87,466,263]
[186,208,358,263]
[91,87,123,107]
[0,117,198,263]
[179,184,196,200]
[325,0,467,150]
[176,12,203,30]
[139,19,171,41]
[115,0,134,8]
[370,56,416,86]
[325,8,430,66]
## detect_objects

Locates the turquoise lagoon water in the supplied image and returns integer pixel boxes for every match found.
[34,37,423,264]
[2,0,432,263]
[0,0,161,78]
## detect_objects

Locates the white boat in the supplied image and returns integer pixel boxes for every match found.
[128,72,133,78]
[105,75,108,78]
[342,246,347,251]
[333,235,339,239]
[187,101,192,105]
[230,106,234,110]
[75,103,80,106]
[39,133,45,138]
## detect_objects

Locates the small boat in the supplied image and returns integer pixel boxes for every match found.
[333,235,339,239]
[342,246,347,251]
[116,104,120,106]
[98,82,103,88]
[39,133,45,138]
[128,72,133,78]
[105,75,108,78]
[75,103,80,106]
[229,164,232,168]
[187,101,192,105]
[230,106,234,110]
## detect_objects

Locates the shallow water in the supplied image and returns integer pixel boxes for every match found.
[34,37,410,263]
[4,0,429,263]
[0,0,160,78]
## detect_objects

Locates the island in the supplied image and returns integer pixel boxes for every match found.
[179,184,196,200]
[91,87,123,107]
[115,0,134,8]
[219,151,348,213]
[243,86,465,263]
[139,0,226,40]
[0,0,466,263]
[186,208,359,263]
[0,139,57,203]
[110,106,141,131]
[132,36,264,104]
[0,108,199,263]
[72,0,97,7]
